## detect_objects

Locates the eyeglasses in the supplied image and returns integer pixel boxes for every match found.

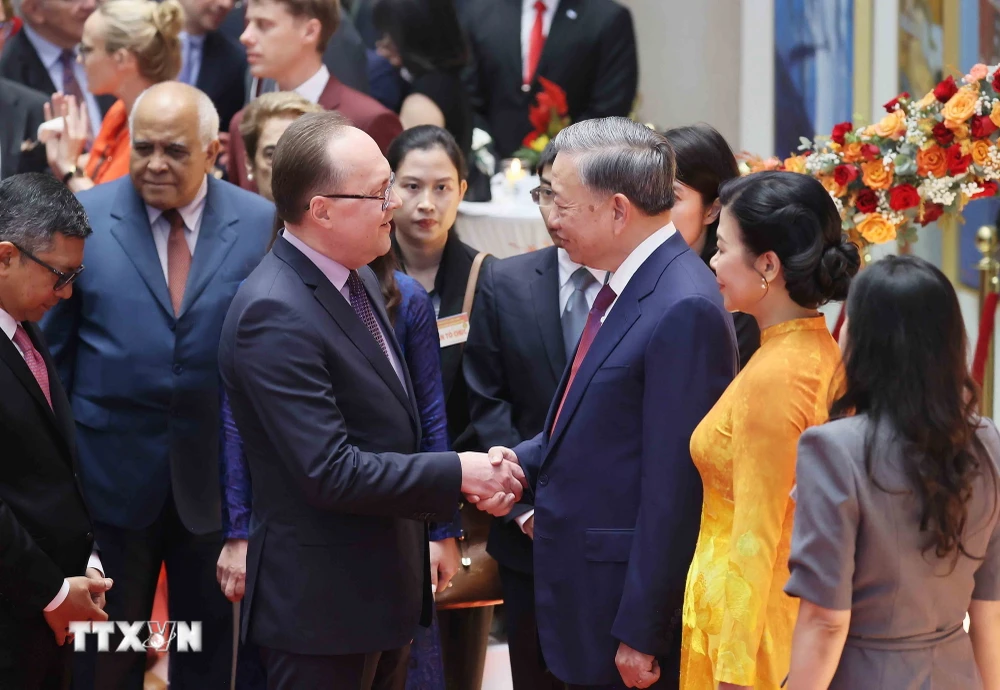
[15,245,85,290]
[530,185,555,207]
[309,172,396,212]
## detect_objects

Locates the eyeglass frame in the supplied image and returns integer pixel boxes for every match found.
[307,172,396,212]
[13,244,85,291]
[530,185,555,207]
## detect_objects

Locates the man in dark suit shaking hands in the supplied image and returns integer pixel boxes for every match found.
[483,119,737,690]
[218,111,526,690]
[0,173,113,690]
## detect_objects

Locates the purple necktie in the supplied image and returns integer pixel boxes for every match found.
[59,49,84,103]
[347,270,390,361]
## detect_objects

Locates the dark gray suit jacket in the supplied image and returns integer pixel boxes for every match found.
[218,236,462,655]
[0,78,48,178]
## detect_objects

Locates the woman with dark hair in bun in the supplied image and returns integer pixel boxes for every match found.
[679,171,861,690]
[664,123,760,369]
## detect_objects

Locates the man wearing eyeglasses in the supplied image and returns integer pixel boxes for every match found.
[462,143,605,690]
[0,172,116,690]
[40,82,273,690]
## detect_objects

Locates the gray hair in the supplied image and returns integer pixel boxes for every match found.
[129,83,221,149]
[0,173,92,254]
[551,117,676,216]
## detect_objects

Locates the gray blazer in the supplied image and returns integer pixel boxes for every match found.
[786,415,1000,689]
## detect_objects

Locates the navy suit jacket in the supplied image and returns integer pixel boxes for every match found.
[218,236,462,655]
[512,232,737,685]
[41,176,273,534]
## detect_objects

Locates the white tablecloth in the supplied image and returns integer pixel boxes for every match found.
[455,178,552,258]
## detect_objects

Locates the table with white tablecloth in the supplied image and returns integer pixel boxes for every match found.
[454,175,552,259]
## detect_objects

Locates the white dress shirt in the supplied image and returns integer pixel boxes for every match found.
[521,0,560,83]
[282,229,405,384]
[21,23,102,139]
[293,65,331,104]
[515,226,675,534]
[146,178,208,281]
[0,308,104,611]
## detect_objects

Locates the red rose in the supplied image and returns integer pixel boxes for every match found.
[883,92,910,112]
[993,70,1000,94]
[888,184,921,211]
[833,164,859,186]
[932,121,955,146]
[855,188,878,214]
[918,203,945,226]
[831,121,853,145]
[972,115,998,138]
[522,131,539,147]
[946,145,972,175]
[528,102,550,133]
[973,180,1000,199]
[537,76,568,115]
[861,143,881,161]
[935,76,959,103]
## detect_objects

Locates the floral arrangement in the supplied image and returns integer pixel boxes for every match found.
[513,77,571,170]
[742,63,1000,248]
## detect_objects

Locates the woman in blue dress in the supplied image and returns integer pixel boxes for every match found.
[218,254,461,690]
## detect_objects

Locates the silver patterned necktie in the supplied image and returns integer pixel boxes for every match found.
[561,267,596,360]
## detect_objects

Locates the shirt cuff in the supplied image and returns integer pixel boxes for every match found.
[514,509,535,533]
[44,580,70,612]
[87,551,104,577]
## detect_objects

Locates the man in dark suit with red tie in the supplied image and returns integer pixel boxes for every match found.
[460,0,638,159]
[226,0,403,191]
[0,172,113,690]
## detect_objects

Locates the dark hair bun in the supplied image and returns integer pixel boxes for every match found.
[719,171,861,308]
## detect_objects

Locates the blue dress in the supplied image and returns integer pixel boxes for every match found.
[220,271,460,690]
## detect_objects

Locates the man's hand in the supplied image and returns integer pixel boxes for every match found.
[458,451,526,517]
[85,567,108,609]
[43,575,112,645]
[429,537,461,594]
[216,538,248,603]
[616,642,660,689]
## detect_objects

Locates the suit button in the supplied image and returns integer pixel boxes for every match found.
[521,83,531,93]
[86,532,93,541]
[538,473,549,486]
[169,322,176,332]
[172,364,183,375]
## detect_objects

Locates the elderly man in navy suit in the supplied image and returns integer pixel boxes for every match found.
[42,81,274,690]
[478,118,737,690]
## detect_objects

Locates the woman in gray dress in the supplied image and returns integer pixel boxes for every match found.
[784,255,1000,689]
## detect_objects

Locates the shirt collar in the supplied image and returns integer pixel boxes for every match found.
[21,23,66,70]
[282,228,351,294]
[293,65,331,105]
[557,247,606,288]
[180,31,206,48]
[0,307,16,343]
[146,177,209,231]
[607,223,677,297]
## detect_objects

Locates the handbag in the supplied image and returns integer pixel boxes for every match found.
[435,251,504,610]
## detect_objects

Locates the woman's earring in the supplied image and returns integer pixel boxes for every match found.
[247,172,254,182]
[761,277,767,290]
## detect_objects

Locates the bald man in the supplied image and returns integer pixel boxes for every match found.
[41,82,274,690]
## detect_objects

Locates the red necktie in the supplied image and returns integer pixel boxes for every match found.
[164,209,191,317]
[13,325,52,409]
[551,284,617,432]
[525,0,547,84]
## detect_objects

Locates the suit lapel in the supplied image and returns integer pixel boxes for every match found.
[545,234,687,454]
[529,247,566,380]
[0,87,26,179]
[108,184,174,318]
[319,76,344,110]
[181,178,238,316]
[534,0,581,86]
[501,0,527,90]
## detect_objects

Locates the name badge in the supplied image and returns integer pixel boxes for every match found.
[438,313,471,348]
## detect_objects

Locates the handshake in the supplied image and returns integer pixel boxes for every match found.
[457,447,524,517]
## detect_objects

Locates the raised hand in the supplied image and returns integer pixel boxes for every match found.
[458,451,526,516]
[43,93,90,179]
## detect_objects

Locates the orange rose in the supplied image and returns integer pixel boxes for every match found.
[861,160,894,190]
[991,102,1000,129]
[916,144,949,177]
[917,91,938,109]
[819,174,847,198]
[942,86,979,127]
[783,155,808,174]
[856,214,898,244]
[842,142,864,163]
[873,110,907,139]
